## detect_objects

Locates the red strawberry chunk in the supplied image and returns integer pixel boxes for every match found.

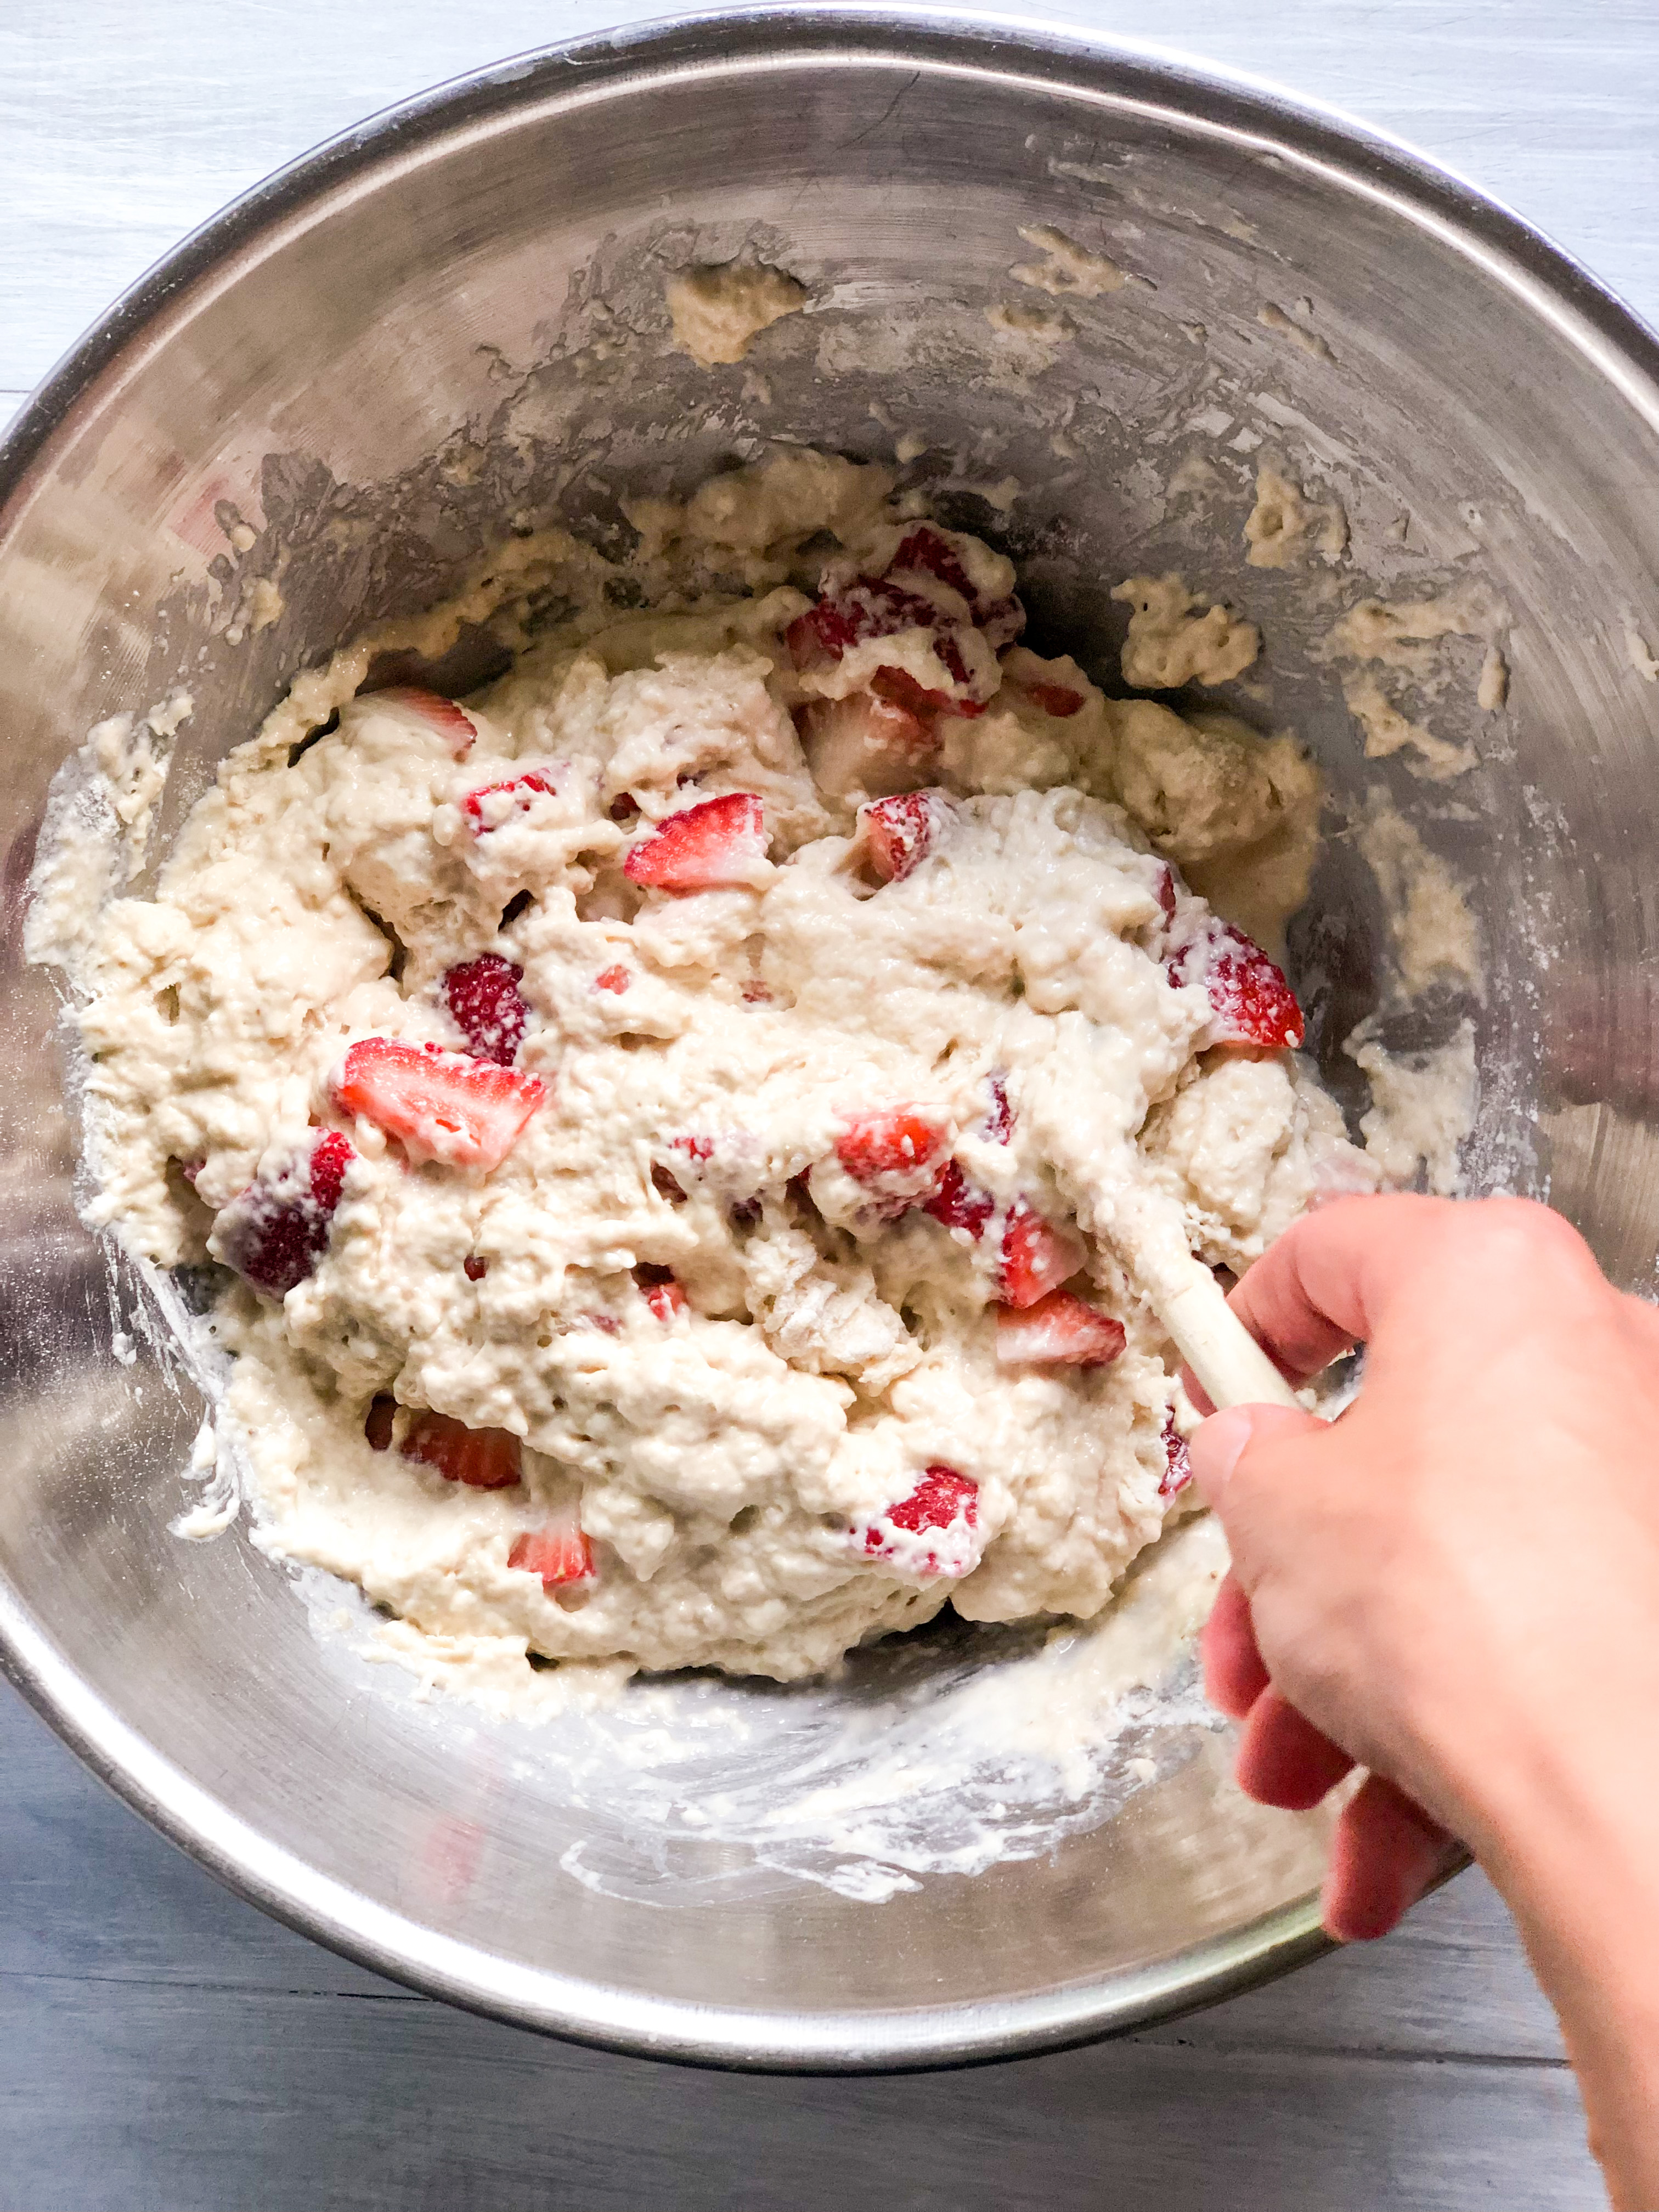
[871,664,984,717]
[886,529,1026,650]
[594,963,631,994]
[1024,680,1085,717]
[785,576,944,670]
[634,1263,687,1321]
[836,1109,951,1183]
[996,1289,1126,1369]
[212,1128,355,1298]
[998,1199,1086,1308]
[1169,920,1304,1051]
[367,686,477,755]
[332,1038,545,1171]
[1160,1414,1193,1499]
[798,690,936,800]
[402,1410,522,1489]
[863,1464,981,1577]
[624,793,768,890]
[981,1073,1014,1144]
[888,526,979,606]
[861,789,953,883]
[461,770,555,833]
[508,1511,595,1589]
[923,1158,996,1239]
[1155,864,1178,928]
[464,1255,488,1282]
[442,954,529,1066]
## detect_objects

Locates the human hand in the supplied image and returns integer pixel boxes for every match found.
[1189,1194,1659,2206]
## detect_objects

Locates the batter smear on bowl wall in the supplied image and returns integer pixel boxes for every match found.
[52,450,1378,1688]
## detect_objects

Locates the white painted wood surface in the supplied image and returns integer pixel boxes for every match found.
[3,2,1654,2201]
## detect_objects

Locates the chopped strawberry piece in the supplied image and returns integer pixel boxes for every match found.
[402,1410,521,1489]
[442,955,529,1066]
[996,1290,1126,1368]
[836,1109,951,1183]
[998,1199,1086,1308]
[863,1464,981,1577]
[1156,864,1178,928]
[364,1394,396,1452]
[608,792,640,822]
[886,530,1025,649]
[332,1038,545,1171]
[886,1465,978,1536]
[923,1158,996,1239]
[461,770,555,833]
[634,1263,687,1321]
[464,1255,488,1282]
[888,526,979,606]
[508,1510,595,1589]
[674,1135,714,1164]
[1169,920,1304,1051]
[1160,1414,1193,1499]
[366,686,477,755]
[786,577,943,670]
[981,1073,1014,1145]
[799,689,936,799]
[212,1128,354,1297]
[861,789,953,883]
[1023,680,1085,717]
[871,665,983,717]
[594,963,631,994]
[624,793,769,890]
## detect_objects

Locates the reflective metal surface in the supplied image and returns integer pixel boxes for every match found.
[1,10,1657,2069]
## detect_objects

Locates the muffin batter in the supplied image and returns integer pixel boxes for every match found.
[65,452,1371,1683]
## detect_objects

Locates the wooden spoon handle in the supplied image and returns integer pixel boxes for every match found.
[1157,1261,1301,1413]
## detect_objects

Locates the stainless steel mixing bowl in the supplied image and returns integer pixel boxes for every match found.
[3,9,1658,2070]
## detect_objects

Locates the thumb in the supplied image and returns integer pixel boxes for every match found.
[1188,1403,1324,1574]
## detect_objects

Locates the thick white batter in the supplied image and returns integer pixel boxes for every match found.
[64,453,1372,1684]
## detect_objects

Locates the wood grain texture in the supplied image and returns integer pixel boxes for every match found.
[1,0,1651,2200]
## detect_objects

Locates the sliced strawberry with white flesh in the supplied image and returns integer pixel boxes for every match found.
[1160,1414,1193,1499]
[508,1507,595,1588]
[332,1039,545,1170]
[402,1410,522,1489]
[1167,920,1304,1051]
[798,690,936,802]
[860,789,953,883]
[998,1199,1086,1308]
[461,770,556,833]
[996,1290,1127,1369]
[442,955,529,1066]
[366,686,477,755]
[212,1128,355,1297]
[634,1263,687,1321]
[863,1464,981,1578]
[836,1109,952,1184]
[624,793,769,890]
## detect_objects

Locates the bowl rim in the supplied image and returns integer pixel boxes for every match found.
[0,3,1647,2073]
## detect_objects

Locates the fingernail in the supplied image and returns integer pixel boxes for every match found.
[1188,1404,1255,1504]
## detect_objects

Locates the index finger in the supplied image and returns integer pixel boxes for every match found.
[1228,1192,1462,1385]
